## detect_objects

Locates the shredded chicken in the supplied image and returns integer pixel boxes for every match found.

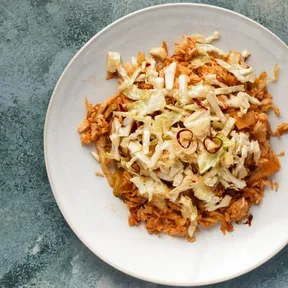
[248,153,280,185]
[273,122,288,136]
[78,102,110,144]
[233,111,256,130]
[225,198,249,222]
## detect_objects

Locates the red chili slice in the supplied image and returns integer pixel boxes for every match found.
[176,129,194,149]
[146,62,151,67]
[203,136,223,154]
[193,98,208,110]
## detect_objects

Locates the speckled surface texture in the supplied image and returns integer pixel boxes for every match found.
[0,0,287,287]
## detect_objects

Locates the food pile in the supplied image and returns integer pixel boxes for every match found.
[78,32,287,241]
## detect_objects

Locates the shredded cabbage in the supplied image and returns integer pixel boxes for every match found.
[150,140,172,168]
[164,62,177,90]
[173,172,184,187]
[168,180,195,202]
[214,85,245,95]
[192,181,219,203]
[227,51,241,65]
[221,117,236,136]
[142,117,152,155]
[187,85,209,99]
[191,55,210,68]
[145,59,159,84]
[184,109,211,139]
[179,74,189,105]
[131,176,167,201]
[109,117,121,160]
[215,59,256,83]
[190,31,219,44]
[226,92,250,116]
[206,91,226,123]
[197,148,223,174]
[216,133,234,148]
[107,51,121,73]
[221,168,247,190]
[123,85,152,100]
[205,195,232,211]
[179,195,198,237]
[204,31,220,43]
[117,66,141,91]
[203,168,218,187]
[196,43,226,57]
[153,77,164,89]
[128,90,166,116]
[131,56,137,67]
[113,111,146,122]
[153,114,172,135]
[118,117,134,137]
[241,50,250,58]
[204,74,227,87]
[128,141,151,168]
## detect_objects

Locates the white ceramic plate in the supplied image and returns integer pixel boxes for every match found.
[44,4,288,286]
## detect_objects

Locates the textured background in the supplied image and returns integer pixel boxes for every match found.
[0,0,287,287]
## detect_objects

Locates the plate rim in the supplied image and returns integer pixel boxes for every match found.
[44,3,288,286]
